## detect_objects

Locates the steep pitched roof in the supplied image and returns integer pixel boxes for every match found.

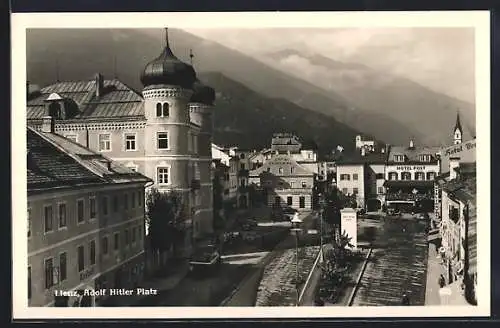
[27,79,144,120]
[387,144,441,164]
[335,150,388,165]
[28,128,151,193]
[249,153,314,176]
[454,112,463,133]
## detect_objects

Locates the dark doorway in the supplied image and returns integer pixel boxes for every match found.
[367,198,382,212]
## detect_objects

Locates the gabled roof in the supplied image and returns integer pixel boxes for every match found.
[335,150,387,165]
[387,144,441,164]
[27,128,151,193]
[27,79,144,120]
[249,154,314,176]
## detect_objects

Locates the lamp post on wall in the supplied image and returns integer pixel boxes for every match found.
[290,213,303,306]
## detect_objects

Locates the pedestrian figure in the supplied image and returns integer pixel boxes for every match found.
[438,274,446,288]
[401,293,410,306]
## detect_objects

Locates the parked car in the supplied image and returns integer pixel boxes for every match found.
[188,245,222,276]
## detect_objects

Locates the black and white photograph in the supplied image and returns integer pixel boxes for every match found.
[12,11,490,319]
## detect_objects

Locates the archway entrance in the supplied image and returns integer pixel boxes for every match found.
[366,198,382,212]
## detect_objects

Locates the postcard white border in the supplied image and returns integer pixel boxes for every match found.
[12,11,490,319]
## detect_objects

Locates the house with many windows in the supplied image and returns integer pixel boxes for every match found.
[27,124,151,307]
[26,28,215,250]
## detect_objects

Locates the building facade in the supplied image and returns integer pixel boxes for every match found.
[27,29,215,250]
[384,139,440,212]
[27,125,151,307]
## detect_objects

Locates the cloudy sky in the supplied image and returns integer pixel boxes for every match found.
[184,28,475,104]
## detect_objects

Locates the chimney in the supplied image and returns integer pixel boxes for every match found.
[361,147,366,157]
[41,116,54,133]
[409,138,415,149]
[95,73,104,98]
[449,157,460,180]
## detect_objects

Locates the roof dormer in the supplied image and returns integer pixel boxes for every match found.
[393,154,405,163]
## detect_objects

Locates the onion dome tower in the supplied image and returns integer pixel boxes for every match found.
[188,51,216,238]
[140,28,197,254]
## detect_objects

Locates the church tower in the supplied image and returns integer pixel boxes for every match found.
[140,28,197,253]
[453,112,463,145]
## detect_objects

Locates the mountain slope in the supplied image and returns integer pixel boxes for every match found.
[26,28,422,145]
[198,72,361,153]
[264,49,476,145]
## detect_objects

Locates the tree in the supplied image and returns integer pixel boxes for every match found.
[145,188,185,263]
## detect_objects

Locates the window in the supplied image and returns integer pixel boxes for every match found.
[98,134,111,152]
[65,134,77,143]
[278,167,284,175]
[375,173,384,179]
[290,182,295,188]
[59,252,67,282]
[125,229,130,246]
[102,236,109,255]
[287,196,293,206]
[394,155,405,162]
[156,102,169,117]
[156,103,162,117]
[388,172,398,181]
[138,226,142,240]
[44,205,53,233]
[131,192,136,209]
[353,174,359,181]
[113,195,119,212]
[27,208,32,238]
[44,258,54,289]
[266,167,271,172]
[77,199,84,223]
[101,196,108,216]
[157,132,169,149]
[157,167,170,185]
[240,153,245,159]
[240,163,245,170]
[58,203,67,228]
[124,193,129,210]
[340,174,350,181]
[274,196,281,205]
[90,240,96,265]
[132,227,137,243]
[299,196,306,209]
[401,172,411,181]
[137,191,142,207]
[378,187,384,194]
[77,246,84,272]
[419,154,431,162]
[342,188,348,194]
[125,134,136,151]
[290,167,295,174]
[28,267,31,299]
[427,172,436,180]
[90,197,96,220]
[353,188,359,194]
[415,172,425,180]
[114,233,119,251]
[302,181,307,188]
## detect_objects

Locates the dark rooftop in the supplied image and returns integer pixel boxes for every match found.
[335,150,388,165]
[28,128,151,193]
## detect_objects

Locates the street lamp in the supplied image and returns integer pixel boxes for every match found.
[290,212,303,306]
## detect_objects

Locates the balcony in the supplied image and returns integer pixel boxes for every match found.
[191,179,201,190]
[238,168,249,177]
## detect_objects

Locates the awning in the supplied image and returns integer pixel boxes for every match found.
[384,180,434,188]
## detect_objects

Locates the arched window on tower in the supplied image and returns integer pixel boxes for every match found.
[156,103,162,117]
[162,103,170,117]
